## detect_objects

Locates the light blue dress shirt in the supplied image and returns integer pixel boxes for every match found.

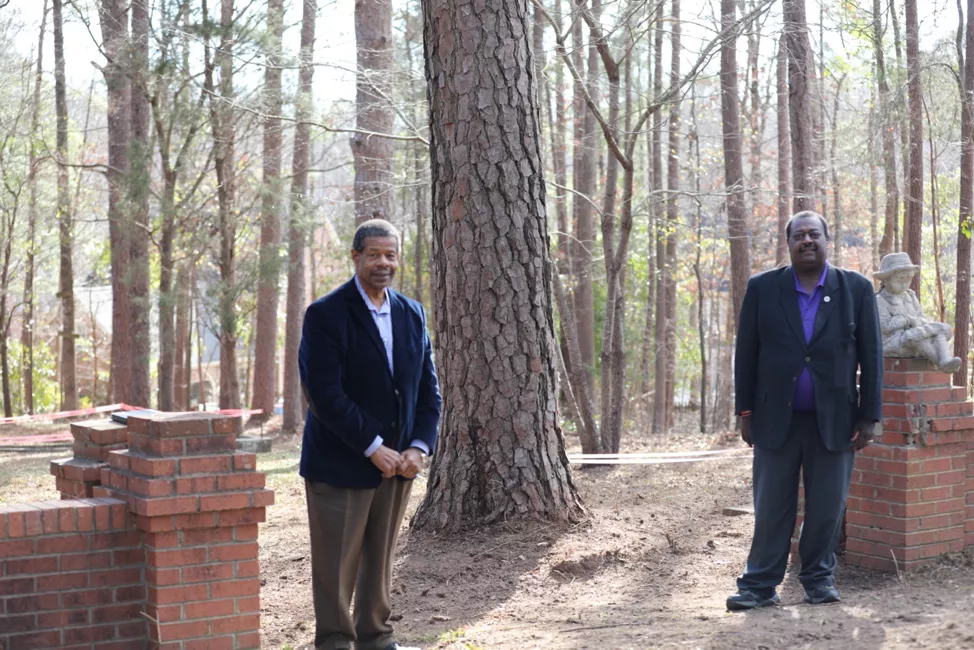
[354,276,430,459]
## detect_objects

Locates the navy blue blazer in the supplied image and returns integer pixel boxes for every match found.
[734,265,883,452]
[298,278,442,488]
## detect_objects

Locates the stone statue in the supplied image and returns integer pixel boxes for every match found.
[874,252,962,373]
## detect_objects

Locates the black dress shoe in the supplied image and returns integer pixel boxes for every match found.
[726,590,780,611]
[804,585,841,604]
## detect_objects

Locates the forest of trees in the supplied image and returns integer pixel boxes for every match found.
[2,0,974,522]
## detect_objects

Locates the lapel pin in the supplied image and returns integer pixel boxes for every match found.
[823,296,831,303]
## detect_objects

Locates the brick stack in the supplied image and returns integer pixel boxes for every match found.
[0,498,145,650]
[95,412,273,650]
[51,419,129,499]
[844,357,972,571]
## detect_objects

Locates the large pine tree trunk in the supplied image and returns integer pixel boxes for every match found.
[783,0,815,213]
[722,0,752,327]
[776,41,790,265]
[99,0,132,405]
[956,0,974,387]
[905,0,923,293]
[283,0,317,433]
[875,0,899,260]
[129,0,151,408]
[352,0,395,222]
[414,0,584,531]
[22,1,47,414]
[252,0,285,422]
[53,0,76,411]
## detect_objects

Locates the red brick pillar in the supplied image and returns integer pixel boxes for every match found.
[95,412,274,649]
[51,419,129,498]
[844,358,971,571]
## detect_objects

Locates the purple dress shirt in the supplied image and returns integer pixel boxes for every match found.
[792,264,829,411]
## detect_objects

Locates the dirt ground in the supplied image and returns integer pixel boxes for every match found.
[7,416,974,649]
[257,417,974,650]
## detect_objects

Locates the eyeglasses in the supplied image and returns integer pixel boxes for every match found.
[790,230,824,243]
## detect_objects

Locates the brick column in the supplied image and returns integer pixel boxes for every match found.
[844,358,972,571]
[51,419,129,499]
[95,412,274,650]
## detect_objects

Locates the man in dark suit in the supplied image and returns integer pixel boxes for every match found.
[299,218,441,650]
[726,211,883,610]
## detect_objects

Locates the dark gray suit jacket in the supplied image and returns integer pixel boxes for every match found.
[734,265,883,451]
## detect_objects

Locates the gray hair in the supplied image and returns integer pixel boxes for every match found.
[352,218,400,252]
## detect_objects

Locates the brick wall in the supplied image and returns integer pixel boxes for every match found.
[845,358,973,571]
[0,411,273,650]
[0,498,145,650]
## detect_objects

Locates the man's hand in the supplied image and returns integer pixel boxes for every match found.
[740,415,752,448]
[369,445,401,479]
[851,420,877,451]
[397,448,425,479]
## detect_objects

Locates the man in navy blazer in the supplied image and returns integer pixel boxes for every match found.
[299,219,441,650]
[727,211,883,611]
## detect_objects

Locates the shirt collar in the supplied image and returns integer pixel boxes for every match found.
[354,275,391,315]
[793,263,829,295]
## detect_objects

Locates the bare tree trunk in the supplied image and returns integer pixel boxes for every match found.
[283,0,317,433]
[352,0,395,222]
[663,0,681,429]
[53,0,76,411]
[722,0,752,328]
[639,35,656,405]
[956,0,974,387]
[776,42,790,265]
[651,12,666,434]
[415,0,584,531]
[891,0,908,252]
[869,67,879,271]
[203,0,241,409]
[252,0,285,422]
[875,0,899,260]
[783,0,815,213]
[174,264,190,410]
[905,0,923,294]
[129,0,151,408]
[22,1,47,414]
[830,74,846,264]
[924,96,946,322]
[99,0,132,404]
[572,6,596,376]
[690,87,706,432]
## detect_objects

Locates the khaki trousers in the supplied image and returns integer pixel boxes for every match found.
[305,478,413,650]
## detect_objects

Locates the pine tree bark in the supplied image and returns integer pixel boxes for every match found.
[663,0,680,429]
[414,0,584,531]
[99,0,132,405]
[776,41,790,265]
[252,0,285,422]
[783,0,815,213]
[203,0,241,409]
[283,0,317,433]
[129,0,151,408]
[722,0,752,326]
[53,0,76,410]
[352,0,395,222]
[572,7,596,374]
[956,0,974,387]
[905,0,923,294]
[875,0,899,260]
[651,13,666,433]
[22,1,47,414]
